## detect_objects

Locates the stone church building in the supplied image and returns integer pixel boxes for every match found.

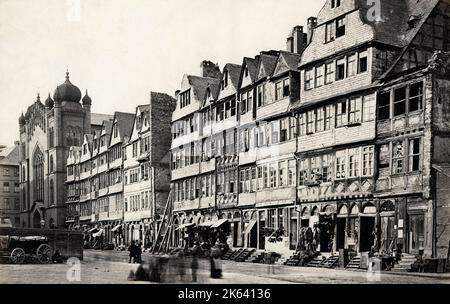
[18,72,112,229]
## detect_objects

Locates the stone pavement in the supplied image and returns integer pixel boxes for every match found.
[0,249,448,284]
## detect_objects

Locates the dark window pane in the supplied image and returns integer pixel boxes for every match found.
[359,57,368,73]
[378,92,390,120]
[409,82,423,112]
[394,101,406,116]
[395,87,406,101]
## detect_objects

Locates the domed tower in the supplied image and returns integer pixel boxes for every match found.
[53,71,82,104]
[82,90,92,135]
[44,93,54,109]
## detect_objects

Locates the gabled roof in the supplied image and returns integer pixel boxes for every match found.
[0,145,19,166]
[358,0,439,48]
[202,82,221,109]
[114,112,135,141]
[83,134,94,153]
[273,51,301,77]
[238,57,260,89]
[256,52,279,81]
[225,63,242,89]
[91,113,113,126]
[186,75,221,102]
[102,120,113,136]
[243,57,259,82]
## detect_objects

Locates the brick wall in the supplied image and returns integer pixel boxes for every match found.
[149,92,176,165]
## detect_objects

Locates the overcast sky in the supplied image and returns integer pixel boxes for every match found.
[0,0,325,146]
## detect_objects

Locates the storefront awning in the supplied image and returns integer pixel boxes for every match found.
[243,220,257,235]
[198,221,214,227]
[111,224,121,232]
[93,229,104,238]
[211,219,229,229]
[175,223,195,230]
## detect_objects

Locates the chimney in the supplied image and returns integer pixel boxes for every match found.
[307,17,318,45]
[286,26,307,54]
[200,60,222,79]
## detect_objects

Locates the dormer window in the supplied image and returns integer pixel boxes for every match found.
[180,89,191,109]
[331,0,341,8]
[221,72,228,90]
[244,67,249,77]
[83,145,87,155]
[113,123,118,138]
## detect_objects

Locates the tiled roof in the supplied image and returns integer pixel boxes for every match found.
[256,53,279,81]
[91,113,113,126]
[273,51,302,77]
[358,0,439,48]
[187,75,221,101]
[243,57,259,82]
[114,112,135,141]
[102,120,113,136]
[0,145,19,166]
[225,63,242,89]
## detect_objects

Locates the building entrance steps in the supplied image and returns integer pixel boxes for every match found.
[346,256,362,270]
[391,254,416,273]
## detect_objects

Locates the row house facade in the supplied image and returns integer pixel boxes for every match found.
[170,0,450,259]
[65,92,175,247]
[0,144,20,227]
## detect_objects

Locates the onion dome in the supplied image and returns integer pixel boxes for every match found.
[19,113,25,125]
[82,90,92,106]
[45,93,54,108]
[53,71,82,103]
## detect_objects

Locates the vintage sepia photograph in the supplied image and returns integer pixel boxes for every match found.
[0,0,450,289]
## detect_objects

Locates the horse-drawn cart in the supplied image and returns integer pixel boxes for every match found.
[0,235,53,264]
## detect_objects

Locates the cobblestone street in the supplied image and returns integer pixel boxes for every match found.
[0,250,449,284]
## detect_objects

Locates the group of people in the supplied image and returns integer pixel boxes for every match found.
[298,226,321,253]
[128,240,224,283]
[128,241,143,264]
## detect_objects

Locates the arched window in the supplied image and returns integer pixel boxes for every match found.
[50,155,54,173]
[49,179,55,206]
[33,147,44,201]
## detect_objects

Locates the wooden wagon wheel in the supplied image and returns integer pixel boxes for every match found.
[10,248,26,264]
[36,244,52,264]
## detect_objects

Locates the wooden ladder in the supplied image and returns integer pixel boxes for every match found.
[151,192,173,254]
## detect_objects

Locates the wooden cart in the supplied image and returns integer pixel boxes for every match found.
[0,235,52,264]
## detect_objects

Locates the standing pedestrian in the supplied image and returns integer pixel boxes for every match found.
[191,242,200,282]
[128,241,136,263]
[210,244,222,279]
[136,242,143,263]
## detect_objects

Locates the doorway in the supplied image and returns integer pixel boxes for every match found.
[33,211,41,228]
[408,213,425,254]
[233,222,239,247]
[258,211,266,250]
[336,217,346,250]
[250,224,257,248]
[318,214,334,253]
[380,215,396,253]
[359,216,375,252]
